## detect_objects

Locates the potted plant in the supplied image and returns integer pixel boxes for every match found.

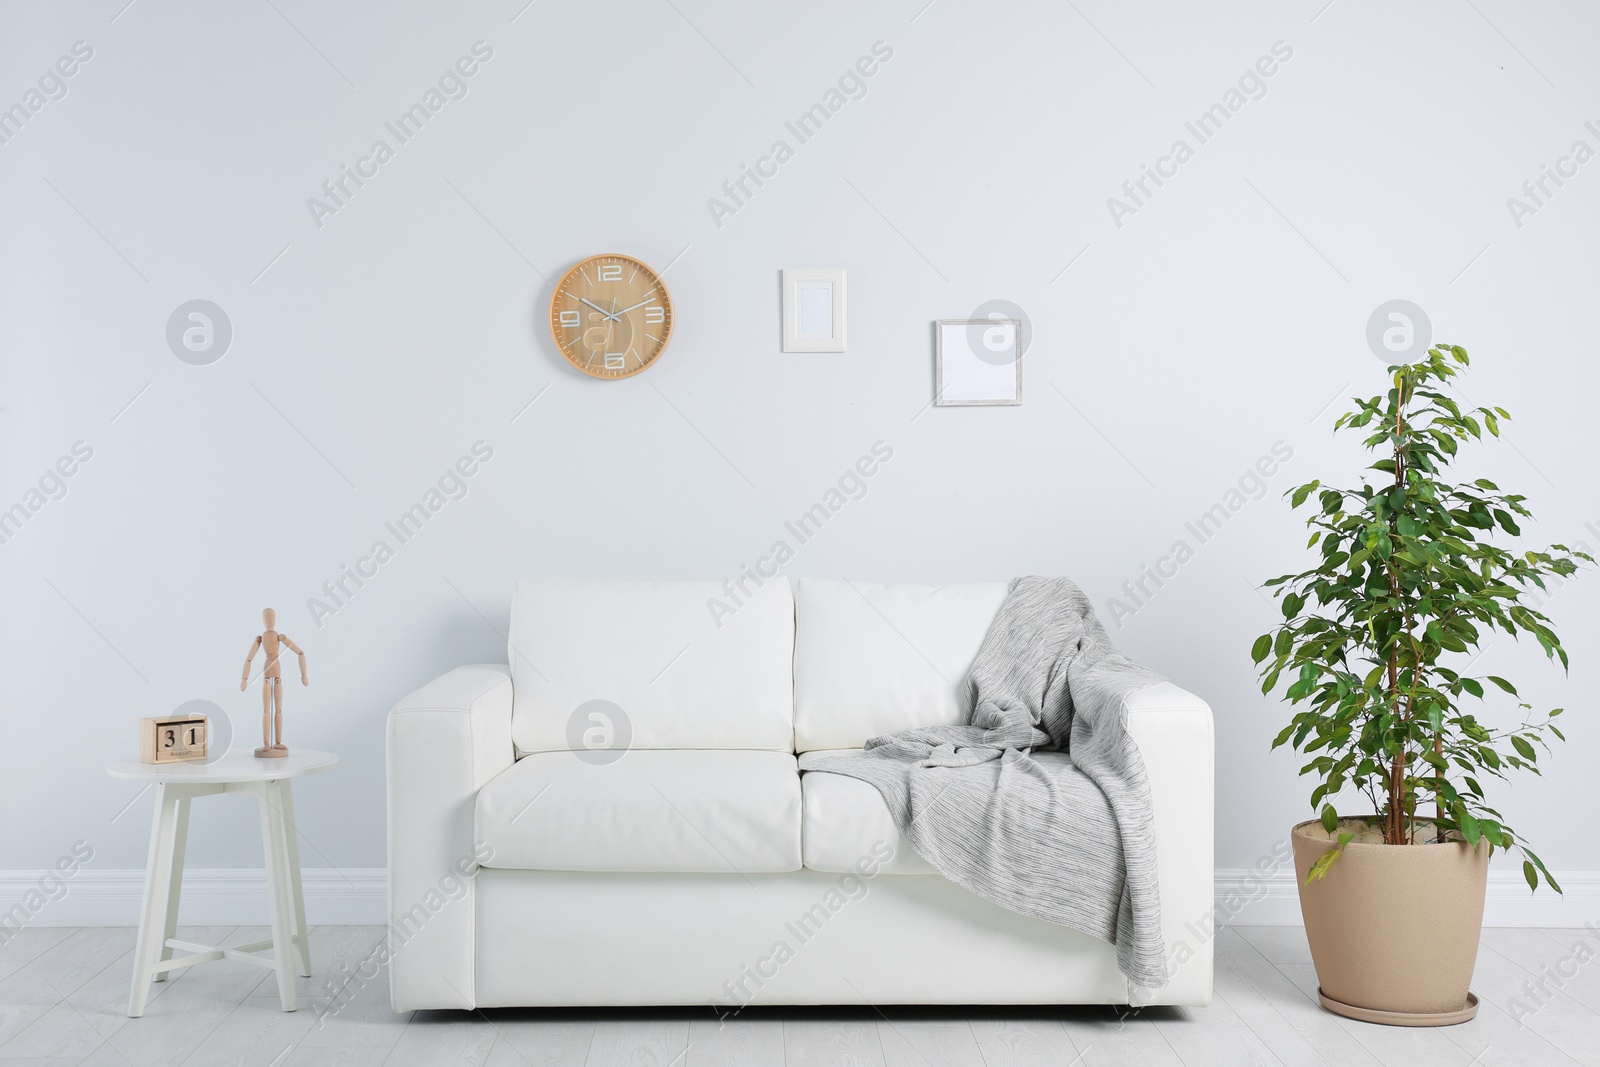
[1252,345,1587,1026]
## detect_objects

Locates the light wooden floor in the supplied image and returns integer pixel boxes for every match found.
[0,924,1594,1066]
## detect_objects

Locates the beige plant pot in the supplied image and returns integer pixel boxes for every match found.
[1291,818,1489,1026]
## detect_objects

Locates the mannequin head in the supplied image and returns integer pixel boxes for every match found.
[262,608,276,629]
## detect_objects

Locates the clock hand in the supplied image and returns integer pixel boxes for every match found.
[613,297,657,317]
[580,297,621,322]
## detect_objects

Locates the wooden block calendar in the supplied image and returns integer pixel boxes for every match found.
[139,714,208,764]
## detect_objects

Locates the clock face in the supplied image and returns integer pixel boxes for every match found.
[549,254,673,379]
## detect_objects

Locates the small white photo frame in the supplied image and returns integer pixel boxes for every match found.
[781,269,847,352]
[935,319,1022,406]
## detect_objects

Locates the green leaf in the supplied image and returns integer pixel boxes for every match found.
[1305,832,1352,884]
[1524,860,1538,892]
[1460,678,1484,699]
[1251,634,1272,664]
[1486,676,1518,696]
[1320,804,1338,834]
[1512,736,1537,761]
[1528,851,1563,894]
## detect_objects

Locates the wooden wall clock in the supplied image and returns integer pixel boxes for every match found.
[549,254,673,379]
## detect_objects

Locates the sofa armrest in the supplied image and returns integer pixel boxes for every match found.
[386,664,513,1010]
[1125,680,1214,1005]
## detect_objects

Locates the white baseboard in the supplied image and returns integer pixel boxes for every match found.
[0,868,387,928]
[4,867,1595,929]
[1216,868,1600,927]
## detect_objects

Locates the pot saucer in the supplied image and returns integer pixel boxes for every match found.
[1318,988,1479,1027]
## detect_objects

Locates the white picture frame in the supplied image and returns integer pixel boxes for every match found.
[781,269,847,352]
[935,319,1022,406]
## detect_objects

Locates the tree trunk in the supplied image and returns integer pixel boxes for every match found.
[1435,735,1444,829]
[1387,387,1409,846]
[1388,749,1405,844]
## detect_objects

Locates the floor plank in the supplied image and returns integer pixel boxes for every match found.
[1431,988,1582,1067]
[282,1047,396,1067]
[0,925,237,1063]
[1153,995,1281,1067]
[1057,1006,1186,1067]
[88,936,273,1067]
[1536,928,1595,950]
[0,929,136,1006]
[383,1010,497,1067]
[175,993,319,1066]
[584,1018,691,1067]
[254,925,385,1002]
[1273,963,1477,1067]
[1463,944,1600,1066]
[0,1003,52,1048]
[0,928,74,984]
[875,1018,984,1067]
[477,1010,594,1067]
[1233,926,1313,967]
[76,926,237,1050]
[686,1013,782,1067]
[1478,928,1575,963]
[1521,930,1600,1016]
[784,1017,885,1067]
[0,995,106,1061]
[967,1016,1082,1067]
[1210,928,1382,1067]
[297,936,410,1052]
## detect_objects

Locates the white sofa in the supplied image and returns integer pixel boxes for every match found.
[386,578,1214,1010]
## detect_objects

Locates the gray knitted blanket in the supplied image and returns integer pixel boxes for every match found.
[808,576,1168,989]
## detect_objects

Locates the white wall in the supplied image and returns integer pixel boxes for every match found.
[3,0,1597,922]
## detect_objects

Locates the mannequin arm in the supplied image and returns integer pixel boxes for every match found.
[280,633,310,684]
[240,636,262,690]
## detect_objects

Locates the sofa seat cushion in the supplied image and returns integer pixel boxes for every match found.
[477,750,801,873]
[798,750,933,875]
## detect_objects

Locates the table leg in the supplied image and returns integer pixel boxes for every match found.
[153,795,189,983]
[128,784,181,1017]
[256,782,298,1011]
[275,780,312,977]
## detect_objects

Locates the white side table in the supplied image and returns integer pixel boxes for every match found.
[107,749,338,1017]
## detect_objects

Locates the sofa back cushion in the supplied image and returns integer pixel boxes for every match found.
[508,579,794,755]
[793,579,1010,751]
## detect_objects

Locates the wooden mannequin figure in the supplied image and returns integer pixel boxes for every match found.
[240,608,308,758]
